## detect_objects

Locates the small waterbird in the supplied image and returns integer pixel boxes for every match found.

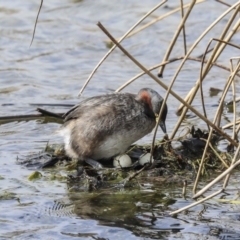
[59,88,167,166]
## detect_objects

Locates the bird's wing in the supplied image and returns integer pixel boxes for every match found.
[63,94,123,122]
[63,93,141,124]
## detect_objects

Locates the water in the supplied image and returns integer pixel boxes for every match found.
[1,0,240,239]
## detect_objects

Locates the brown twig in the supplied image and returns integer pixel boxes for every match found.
[215,0,231,7]
[122,164,148,185]
[30,0,43,47]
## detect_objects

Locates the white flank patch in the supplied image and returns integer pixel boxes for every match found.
[57,127,78,159]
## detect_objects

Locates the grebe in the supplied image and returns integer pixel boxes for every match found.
[59,88,167,165]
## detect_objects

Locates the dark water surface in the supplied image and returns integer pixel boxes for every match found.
[1,0,240,239]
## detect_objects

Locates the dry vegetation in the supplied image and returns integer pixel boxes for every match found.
[6,0,240,215]
[76,0,240,215]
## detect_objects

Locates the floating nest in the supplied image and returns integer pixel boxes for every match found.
[18,126,233,192]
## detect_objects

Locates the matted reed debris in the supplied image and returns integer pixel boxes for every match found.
[14,0,240,216]
[19,125,231,185]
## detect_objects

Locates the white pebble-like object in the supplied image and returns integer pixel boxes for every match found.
[139,153,154,166]
[113,154,132,168]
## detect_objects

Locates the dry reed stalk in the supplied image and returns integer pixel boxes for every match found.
[170,189,223,216]
[222,119,240,130]
[157,3,240,157]
[96,22,238,148]
[149,76,171,163]
[232,56,240,135]
[182,180,187,198]
[169,2,240,139]
[227,96,240,105]
[193,61,240,193]
[105,0,206,44]
[198,40,212,131]
[216,61,240,131]
[30,0,43,46]
[230,60,237,141]
[201,139,229,168]
[222,145,240,188]
[180,0,187,55]
[215,103,223,128]
[116,56,240,92]
[193,146,240,199]
[235,122,240,135]
[77,0,167,96]
[198,40,240,129]
[158,0,197,77]
[207,42,240,129]
[193,132,214,193]
[174,16,240,139]
[216,0,231,7]
[222,61,240,189]
[122,164,148,185]
[176,3,240,114]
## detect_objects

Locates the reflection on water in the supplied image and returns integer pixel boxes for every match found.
[1,0,240,239]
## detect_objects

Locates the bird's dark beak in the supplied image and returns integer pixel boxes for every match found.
[159,120,167,133]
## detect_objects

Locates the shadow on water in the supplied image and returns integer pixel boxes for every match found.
[41,174,240,240]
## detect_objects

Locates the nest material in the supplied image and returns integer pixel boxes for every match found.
[18,126,232,191]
